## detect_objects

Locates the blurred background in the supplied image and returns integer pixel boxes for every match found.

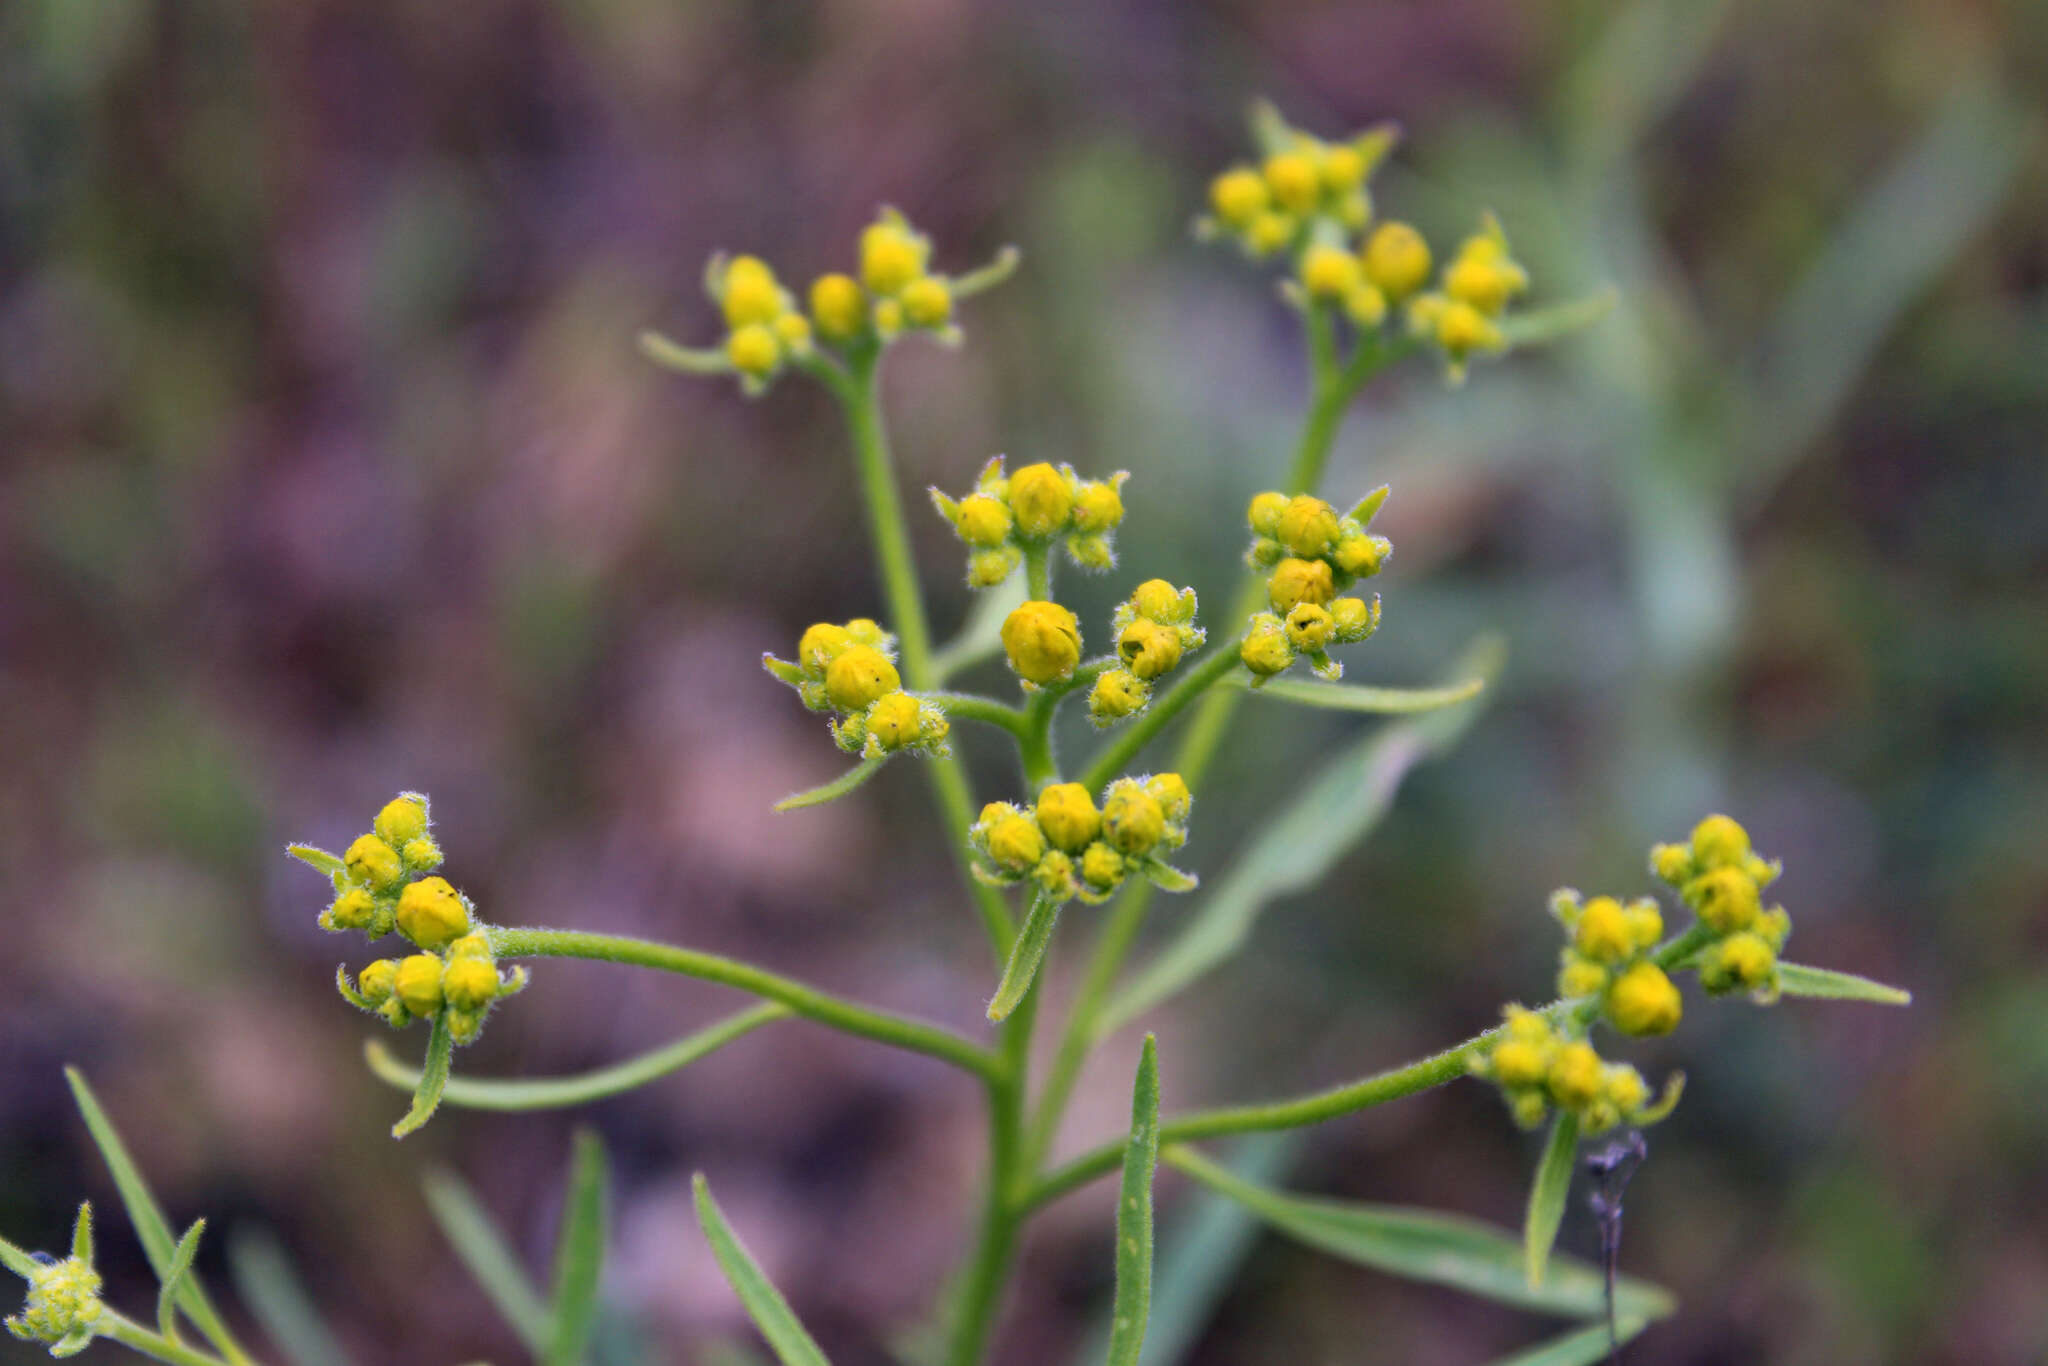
[3,1,2045,1363]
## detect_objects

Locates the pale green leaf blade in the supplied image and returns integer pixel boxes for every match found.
[1228,673,1486,714]
[692,1174,832,1366]
[1776,962,1911,1006]
[72,1203,93,1264]
[390,1014,455,1139]
[1165,1142,1669,1321]
[420,1171,549,1352]
[774,757,888,813]
[1486,1317,1649,1366]
[227,1228,360,1366]
[367,1004,788,1110]
[638,331,733,375]
[987,892,1062,1023]
[951,245,1021,299]
[1104,637,1503,1031]
[1525,1112,1581,1290]
[931,576,1028,683]
[286,844,347,881]
[1106,1036,1161,1366]
[1499,289,1618,351]
[0,1232,39,1280]
[547,1130,611,1366]
[64,1068,246,1360]
[158,1220,206,1340]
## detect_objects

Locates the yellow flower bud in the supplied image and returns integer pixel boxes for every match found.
[1603,1064,1649,1115]
[865,692,925,751]
[1035,782,1101,853]
[449,932,492,959]
[1558,959,1609,999]
[1574,896,1634,964]
[1089,668,1149,724]
[1117,619,1182,680]
[773,311,813,353]
[1333,530,1390,578]
[986,813,1046,873]
[357,958,399,1004]
[1607,962,1683,1037]
[442,956,500,1012]
[810,273,867,340]
[1444,252,1527,315]
[345,834,404,890]
[1072,479,1125,534]
[1688,866,1760,933]
[955,494,1013,547]
[402,837,442,870]
[1240,616,1294,676]
[1008,463,1074,538]
[1130,578,1192,624]
[1247,491,1288,536]
[1276,495,1340,557]
[825,645,901,711]
[1650,842,1692,883]
[1546,1041,1603,1109]
[328,887,377,931]
[1435,299,1504,357]
[1490,1040,1549,1089]
[1080,841,1125,891]
[1705,932,1776,992]
[1101,783,1166,856]
[969,547,1021,586]
[395,953,445,1016]
[396,875,471,951]
[375,795,428,846]
[845,618,888,648]
[798,623,853,673]
[1511,1091,1550,1128]
[1504,1005,1553,1045]
[1625,898,1664,950]
[1300,245,1360,302]
[1145,773,1192,822]
[1284,602,1334,652]
[1001,600,1082,684]
[722,256,783,327]
[1335,187,1372,231]
[726,322,781,377]
[1032,849,1076,900]
[8,1254,103,1345]
[1262,151,1321,214]
[1691,814,1751,869]
[1246,211,1296,256]
[901,276,953,328]
[1209,167,1269,228]
[1267,557,1335,612]
[1321,143,1365,190]
[1362,221,1432,299]
[860,219,926,296]
[872,298,905,335]
[1329,596,1376,640]
[1344,282,1387,328]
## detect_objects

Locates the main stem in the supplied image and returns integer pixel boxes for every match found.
[98,1313,238,1366]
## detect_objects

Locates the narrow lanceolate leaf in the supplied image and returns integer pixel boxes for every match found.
[1105,636,1503,1031]
[391,1013,456,1139]
[159,1220,207,1341]
[368,1004,789,1110]
[1499,288,1619,351]
[0,1232,39,1279]
[71,1202,93,1264]
[638,330,734,374]
[692,1174,832,1366]
[546,1130,611,1366]
[1485,1316,1648,1366]
[1525,1112,1581,1290]
[64,1068,248,1362]
[1776,962,1911,1006]
[1167,1144,1669,1320]
[1106,1036,1162,1366]
[988,892,1062,1022]
[228,1228,360,1366]
[1228,673,1486,714]
[285,844,347,882]
[774,757,889,812]
[421,1171,551,1354]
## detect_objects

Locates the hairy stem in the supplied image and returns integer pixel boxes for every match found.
[1077,646,1244,792]
[487,927,1001,1080]
[929,691,1031,736]
[1024,542,1052,602]
[945,989,1036,1366]
[97,1313,240,1366]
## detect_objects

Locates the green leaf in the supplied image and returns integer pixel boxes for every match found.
[931,576,1028,683]
[987,892,1062,1023]
[1776,962,1911,1006]
[64,1068,248,1362]
[159,1220,207,1340]
[390,1014,455,1139]
[51,1327,94,1358]
[951,245,1022,299]
[1104,636,1503,1030]
[638,331,733,375]
[774,757,889,812]
[227,1228,360,1366]
[0,1231,39,1280]
[1165,1142,1670,1321]
[1485,1317,1649,1366]
[1105,1037,1161,1366]
[547,1130,612,1366]
[1525,1111,1580,1290]
[692,1174,832,1366]
[1499,289,1619,351]
[286,844,346,883]
[71,1202,93,1264]
[421,1171,551,1353]
[1227,673,1486,714]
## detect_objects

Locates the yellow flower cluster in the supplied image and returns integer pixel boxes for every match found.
[1090,580,1206,726]
[1201,114,1398,260]
[1549,890,1682,1036]
[706,253,816,393]
[6,1240,101,1350]
[342,931,528,1045]
[970,775,1196,905]
[311,794,451,944]
[836,207,957,343]
[1239,488,1390,680]
[1405,215,1531,383]
[762,619,951,759]
[1651,814,1792,1001]
[1469,1006,1682,1134]
[932,456,1130,585]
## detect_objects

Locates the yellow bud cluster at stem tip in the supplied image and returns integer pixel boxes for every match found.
[1001,600,1082,685]
[933,458,1130,584]
[7,1254,103,1346]
[1471,1004,1679,1135]
[861,217,928,297]
[809,273,866,340]
[971,775,1195,905]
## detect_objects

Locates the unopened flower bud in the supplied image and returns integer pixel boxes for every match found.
[825,645,901,711]
[1267,557,1335,612]
[401,837,442,870]
[865,692,925,751]
[327,887,378,932]
[1262,151,1321,214]
[1240,615,1294,676]
[1247,491,1288,537]
[901,276,953,328]
[773,311,813,354]
[969,547,1021,586]
[374,795,429,847]
[798,623,854,673]
[442,956,500,1012]
[1118,619,1182,680]
[1300,245,1360,302]
[1558,959,1608,998]
[1130,578,1194,624]
[1362,221,1432,299]
[1035,783,1101,853]
[1328,596,1378,640]
[1284,602,1334,652]
[810,273,866,340]
[986,812,1046,873]
[1080,841,1124,892]
[1607,962,1682,1036]
[1333,530,1391,578]
[1002,601,1082,684]
[726,323,780,377]
[1089,669,1150,724]
[721,256,782,327]
[1247,211,1295,256]
[1344,282,1387,328]
[1688,866,1760,933]
[1101,784,1166,856]
[396,876,471,951]
[1144,772,1192,822]
[1276,495,1340,558]
[1210,167,1269,228]
[395,954,445,1017]
[1574,896,1634,964]
[345,834,404,890]
[860,218,926,296]
[1546,1041,1603,1109]
[1691,814,1751,870]
[1008,463,1074,538]
[955,494,1013,547]
[1072,478,1125,534]
[357,958,399,1004]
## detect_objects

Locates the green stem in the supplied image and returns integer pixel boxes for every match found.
[944,988,1035,1366]
[928,691,1030,736]
[1019,688,1060,789]
[97,1312,240,1366]
[1078,646,1244,792]
[1024,542,1053,602]
[487,927,1001,1080]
